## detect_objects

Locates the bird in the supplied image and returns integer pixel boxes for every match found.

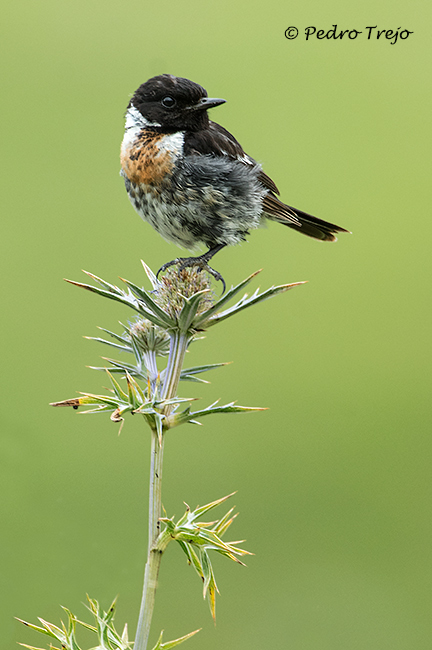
[120,74,348,289]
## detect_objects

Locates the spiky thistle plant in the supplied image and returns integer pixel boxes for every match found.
[19,262,304,650]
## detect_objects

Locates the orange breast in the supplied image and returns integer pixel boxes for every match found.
[120,131,174,186]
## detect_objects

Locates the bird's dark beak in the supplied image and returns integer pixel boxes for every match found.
[189,97,226,111]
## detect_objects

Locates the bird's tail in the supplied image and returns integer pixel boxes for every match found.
[284,205,349,241]
[263,194,349,242]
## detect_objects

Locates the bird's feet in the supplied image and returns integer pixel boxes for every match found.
[157,254,226,293]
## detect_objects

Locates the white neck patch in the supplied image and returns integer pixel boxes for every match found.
[157,131,185,156]
[123,105,184,157]
[124,105,161,129]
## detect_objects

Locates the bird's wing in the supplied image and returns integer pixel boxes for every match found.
[184,121,348,238]
[184,121,280,195]
[202,124,334,230]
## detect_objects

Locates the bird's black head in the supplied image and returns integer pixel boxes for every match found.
[129,74,226,132]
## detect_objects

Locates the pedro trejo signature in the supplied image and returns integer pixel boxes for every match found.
[285,24,414,45]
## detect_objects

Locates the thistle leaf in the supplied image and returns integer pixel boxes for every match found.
[107,370,128,401]
[82,271,123,295]
[192,492,236,519]
[185,544,204,578]
[16,619,52,637]
[65,279,134,308]
[84,336,132,353]
[168,401,267,428]
[141,260,160,291]
[205,282,306,328]
[179,362,230,380]
[126,371,146,402]
[78,393,119,407]
[97,326,131,344]
[50,393,119,409]
[192,270,262,328]
[120,278,177,329]
[181,362,230,375]
[178,374,209,384]
[98,356,147,378]
[125,372,138,409]
[201,551,218,621]
[88,365,130,375]
[213,508,237,536]
[201,549,212,598]
[66,279,169,329]
[177,290,211,332]
[151,628,200,650]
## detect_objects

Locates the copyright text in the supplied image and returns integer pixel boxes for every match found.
[284,24,414,45]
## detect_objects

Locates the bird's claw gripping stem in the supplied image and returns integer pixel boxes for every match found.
[156,256,226,294]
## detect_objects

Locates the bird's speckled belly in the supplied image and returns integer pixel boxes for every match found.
[121,131,266,250]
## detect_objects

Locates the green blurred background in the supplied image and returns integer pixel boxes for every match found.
[2,0,431,647]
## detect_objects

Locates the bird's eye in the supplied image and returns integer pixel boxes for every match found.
[161,96,176,108]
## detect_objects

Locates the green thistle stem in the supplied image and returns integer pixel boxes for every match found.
[161,331,191,401]
[134,329,191,650]
[144,351,158,383]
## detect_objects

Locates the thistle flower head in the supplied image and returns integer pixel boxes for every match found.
[155,267,214,320]
[128,318,170,355]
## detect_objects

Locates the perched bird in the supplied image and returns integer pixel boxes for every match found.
[120,74,348,288]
